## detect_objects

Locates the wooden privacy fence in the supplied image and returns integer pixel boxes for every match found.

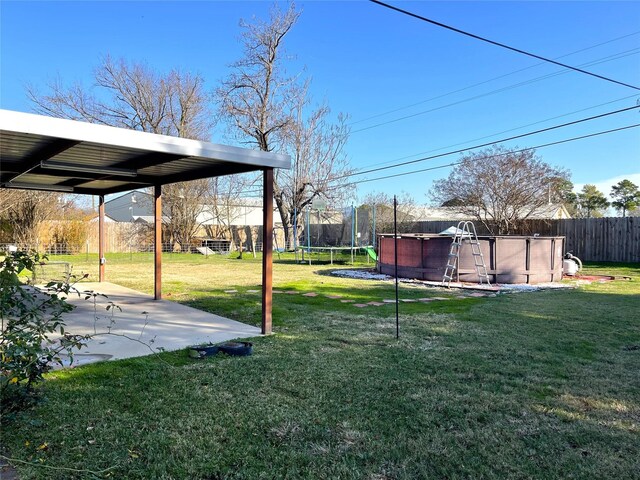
[409,217,639,263]
[557,217,639,263]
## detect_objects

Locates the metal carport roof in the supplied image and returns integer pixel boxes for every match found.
[0,109,290,195]
[0,109,289,335]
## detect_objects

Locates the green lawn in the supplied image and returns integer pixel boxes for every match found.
[3,254,639,479]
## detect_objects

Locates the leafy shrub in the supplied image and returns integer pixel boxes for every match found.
[0,250,88,416]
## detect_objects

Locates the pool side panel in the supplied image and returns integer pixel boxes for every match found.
[377,234,564,284]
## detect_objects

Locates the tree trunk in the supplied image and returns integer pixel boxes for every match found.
[274,194,291,250]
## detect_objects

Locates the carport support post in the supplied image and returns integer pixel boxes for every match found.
[154,185,162,300]
[98,195,105,282]
[261,168,274,334]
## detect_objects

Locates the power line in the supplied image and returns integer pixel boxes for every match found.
[335,123,640,190]
[370,0,640,91]
[349,31,640,126]
[352,48,640,133]
[356,94,639,171]
[341,104,638,180]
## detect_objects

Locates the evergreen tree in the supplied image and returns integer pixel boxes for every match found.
[577,184,609,218]
[610,179,640,217]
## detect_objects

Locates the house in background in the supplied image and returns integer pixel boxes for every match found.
[526,203,572,220]
[99,190,287,252]
[103,190,283,227]
[104,191,165,223]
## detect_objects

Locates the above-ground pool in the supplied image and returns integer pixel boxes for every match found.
[377,234,565,284]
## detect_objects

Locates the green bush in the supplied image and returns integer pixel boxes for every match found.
[0,250,88,417]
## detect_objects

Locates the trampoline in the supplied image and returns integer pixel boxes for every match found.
[296,245,376,265]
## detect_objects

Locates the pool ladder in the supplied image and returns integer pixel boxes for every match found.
[442,221,491,287]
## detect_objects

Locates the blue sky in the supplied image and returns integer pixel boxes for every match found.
[1,0,639,204]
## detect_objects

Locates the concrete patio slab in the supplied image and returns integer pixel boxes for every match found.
[58,282,260,362]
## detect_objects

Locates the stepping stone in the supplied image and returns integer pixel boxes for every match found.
[303,292,318,297]
[272,290,284,294]
[401,299,417,303]
[431,297,449,301]
[383,299,396,303]
[367,301,385,306]
[247,289,260,293]
[224,289,238,294]
[285,291,298,294]
[341,299,355,303]
[326,295,343,299]
[469,292,486,297]
[353,303,369,308]
[417,298,434,302]
[456,295,467,299]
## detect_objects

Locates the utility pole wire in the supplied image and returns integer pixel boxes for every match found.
[352,49,640,134]
[328,123,640,190]
[370,0,640,91]
[359,94,639,171]
[349,31,640,126]
[339,104,639,180]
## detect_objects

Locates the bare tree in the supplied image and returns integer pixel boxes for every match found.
[276,87,354,247]
[216,4,299,152]
[28,56,212,247]
[2,192,63,246]
[161,180,211,251]
[29,55,211,139]
[0,190,25,217]
[205,175,255,241]
[216,3,354,248]
[360,191,418,235]
[430,145,569,234]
